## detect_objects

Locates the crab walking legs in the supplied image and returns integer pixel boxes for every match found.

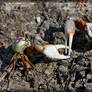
[76,0,86,9]
[64,19,75,55]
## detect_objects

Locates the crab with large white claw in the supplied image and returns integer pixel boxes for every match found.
[12,36,35,74]
[11,32,70,74]
[28,44,70,60]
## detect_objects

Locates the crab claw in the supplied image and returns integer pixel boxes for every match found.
[34,44,70,60]
[64,19,75,55]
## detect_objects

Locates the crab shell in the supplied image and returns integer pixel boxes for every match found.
[34,44,70,60]
[12,37,31,54]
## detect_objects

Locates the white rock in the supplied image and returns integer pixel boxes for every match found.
[36,17,41,23]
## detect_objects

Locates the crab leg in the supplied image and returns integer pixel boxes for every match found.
[81,0,86,9]
[12,55,18,71]
[76,0,82,8]
[68,33,73,55]
[76,0,86,9]
[21,55,29,74]
[24,55,34,70]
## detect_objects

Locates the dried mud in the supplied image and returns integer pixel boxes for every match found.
[0,2,92,92]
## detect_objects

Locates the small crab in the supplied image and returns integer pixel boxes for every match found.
[11,32,70,74]
[12,33,34,74]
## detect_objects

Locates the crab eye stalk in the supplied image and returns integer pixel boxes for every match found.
[22,31,28,40]
[22,31,30,41]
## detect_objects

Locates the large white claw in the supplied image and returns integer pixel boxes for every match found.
[43,45,70,60]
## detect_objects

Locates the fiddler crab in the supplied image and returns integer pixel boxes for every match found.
[11,32,70,74]
[64,16,92,54]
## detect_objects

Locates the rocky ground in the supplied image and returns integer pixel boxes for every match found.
[0,1,92,92]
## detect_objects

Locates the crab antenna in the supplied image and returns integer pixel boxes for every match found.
[22,31,26,39]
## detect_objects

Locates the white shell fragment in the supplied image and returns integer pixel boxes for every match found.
[36,17,41,23]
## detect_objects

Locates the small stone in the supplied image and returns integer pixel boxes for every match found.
[90,62,92,71]
[68,82,75,90]
[36,17,41,23]
[75,80,82,88]
[45,69,51,75]
[71,74,76,82]
[84,83,92,91]
[59,65,68,73]
[2,24,6,28]
[80,71,85,77]
[3,3,12,13]
[9,79,30,90]
[87,74,92,80]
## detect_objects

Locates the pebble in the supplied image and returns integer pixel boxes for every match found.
[87,74,92,80]
[36,17,41,23]
[84,83,92,91]
[9,79,30,90]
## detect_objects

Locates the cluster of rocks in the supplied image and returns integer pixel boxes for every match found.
[0,2,92,92]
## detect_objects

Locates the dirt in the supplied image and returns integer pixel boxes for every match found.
[0,1,92,92]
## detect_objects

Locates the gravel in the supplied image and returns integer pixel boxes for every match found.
[0,1,92,92]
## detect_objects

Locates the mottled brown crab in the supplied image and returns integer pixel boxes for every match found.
[11,32,70,74]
